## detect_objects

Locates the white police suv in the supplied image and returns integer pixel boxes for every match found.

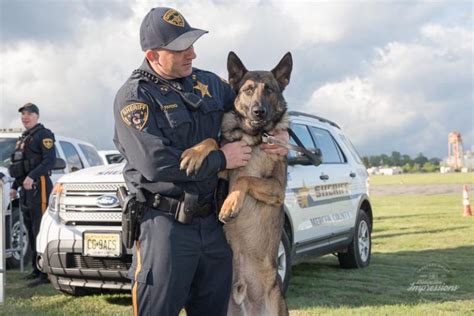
[36,111,373,295]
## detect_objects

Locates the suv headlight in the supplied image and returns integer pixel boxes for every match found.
[48,183,63,213]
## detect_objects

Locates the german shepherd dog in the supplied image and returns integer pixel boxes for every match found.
[180,51,292,316]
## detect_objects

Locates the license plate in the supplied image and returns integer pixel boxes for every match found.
[83,232,121,257]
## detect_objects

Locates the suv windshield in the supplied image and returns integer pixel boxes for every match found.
[0,138,17,167]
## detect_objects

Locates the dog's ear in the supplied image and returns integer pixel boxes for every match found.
[227,52,248,91]
[271,52,293,91]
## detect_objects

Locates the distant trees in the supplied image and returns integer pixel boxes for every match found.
[362,151,441,173]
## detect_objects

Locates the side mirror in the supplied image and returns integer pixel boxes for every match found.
[53,158,66,170]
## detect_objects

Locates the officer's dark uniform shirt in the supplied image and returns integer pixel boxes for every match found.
[113,59,235,205]
[12,124,56,190]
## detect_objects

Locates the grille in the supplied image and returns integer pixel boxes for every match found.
[59,182,123,224]
[64,183,123,192]
[67,253,132,270]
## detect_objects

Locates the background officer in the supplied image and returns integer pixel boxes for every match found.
[9,102,56,285]
[113,7,287,316]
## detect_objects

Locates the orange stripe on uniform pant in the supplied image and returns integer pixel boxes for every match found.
[132,241,142,316]
[40,175,47,214]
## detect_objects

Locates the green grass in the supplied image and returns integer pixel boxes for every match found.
[287,194,474,315]
[370,172,474,186]
[2,174,474,315]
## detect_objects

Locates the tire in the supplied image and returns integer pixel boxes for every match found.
[49,274,97,296]
[277,230,292,294]
[6,206,31,269]
[338,210,371,269]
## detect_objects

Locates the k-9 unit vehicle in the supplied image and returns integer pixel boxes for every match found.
[36,111,373,295]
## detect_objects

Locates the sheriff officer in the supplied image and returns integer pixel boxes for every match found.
[9,103,56,286]
[113,7,288,316]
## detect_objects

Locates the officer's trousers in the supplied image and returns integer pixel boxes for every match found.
[129,208,233,316]
[20,175,52,272]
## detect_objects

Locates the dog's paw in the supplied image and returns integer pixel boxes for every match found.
[218,191,244,223]
[180,148,205,175]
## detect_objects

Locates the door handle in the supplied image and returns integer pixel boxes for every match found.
[319,174,329,180]
[350,172,356,178]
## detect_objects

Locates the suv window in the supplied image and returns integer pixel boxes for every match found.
[52,148,65,174]
[339,134,363,165]
[289,123,316,159]
[60,141,84,172]
[309,126,346,164]
[0,138,17,166]
[79,144,103,167]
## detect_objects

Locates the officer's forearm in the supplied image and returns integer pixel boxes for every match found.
[144,151,223,183]
[28,157,56,180]
[118,125,225,183]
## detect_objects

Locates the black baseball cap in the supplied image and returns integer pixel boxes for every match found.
[18,102,39,115]
[140,7,208,51]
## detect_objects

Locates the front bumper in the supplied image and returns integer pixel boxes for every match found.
[37,209,132,291]
[39,239,132,290]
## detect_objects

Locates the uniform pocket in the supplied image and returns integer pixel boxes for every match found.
[200,99,224,114]
[199,100,224,136]
[157,108,192,128]
[155,109,192,149]
[164,109,191,128]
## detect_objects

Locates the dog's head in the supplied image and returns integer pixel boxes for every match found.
[227,52,292,135]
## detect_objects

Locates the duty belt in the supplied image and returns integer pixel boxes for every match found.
[145,193,215,218]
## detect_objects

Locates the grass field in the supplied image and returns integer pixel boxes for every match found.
[2,173,473,315]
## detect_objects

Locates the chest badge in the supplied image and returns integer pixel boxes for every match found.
[120,103,149,131]
[193,81,212,98]
[42,138,54,149]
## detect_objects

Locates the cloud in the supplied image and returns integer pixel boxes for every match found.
[303,23,473,157]
[0,0,133,46]
[0,0,472,158]
[0,1,142,148]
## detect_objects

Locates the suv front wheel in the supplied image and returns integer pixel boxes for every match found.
[338,210,371,269]
[6,206,31,269]
[277,230,291,293]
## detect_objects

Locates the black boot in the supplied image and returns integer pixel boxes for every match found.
[27,273,49,287]
[24,270,41,280]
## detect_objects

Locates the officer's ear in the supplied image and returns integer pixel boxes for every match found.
[145,50,159,64]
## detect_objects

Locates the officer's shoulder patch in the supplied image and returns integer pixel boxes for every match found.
[120,102,149,131]
[42,138,54,149]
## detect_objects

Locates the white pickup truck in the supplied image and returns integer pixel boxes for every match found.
[36,111,373,296]
[0,128,104,268]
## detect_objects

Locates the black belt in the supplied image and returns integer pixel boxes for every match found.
[145,193,215,218]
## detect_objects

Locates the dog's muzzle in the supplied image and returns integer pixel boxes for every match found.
[249,105,268,127]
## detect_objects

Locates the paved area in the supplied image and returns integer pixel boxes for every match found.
[370,184,468,196]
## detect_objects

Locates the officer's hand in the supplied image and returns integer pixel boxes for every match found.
[23,176,34,190]
[260,129,290,156]
[10,189,17,200]
[221,141,251,169]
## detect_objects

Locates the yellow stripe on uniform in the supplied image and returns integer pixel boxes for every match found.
[40,176,47,214]
[132,241,142,316]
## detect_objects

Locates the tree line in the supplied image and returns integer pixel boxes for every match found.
[361,151,441,173]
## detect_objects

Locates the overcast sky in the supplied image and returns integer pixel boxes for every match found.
[1,0,472,158]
